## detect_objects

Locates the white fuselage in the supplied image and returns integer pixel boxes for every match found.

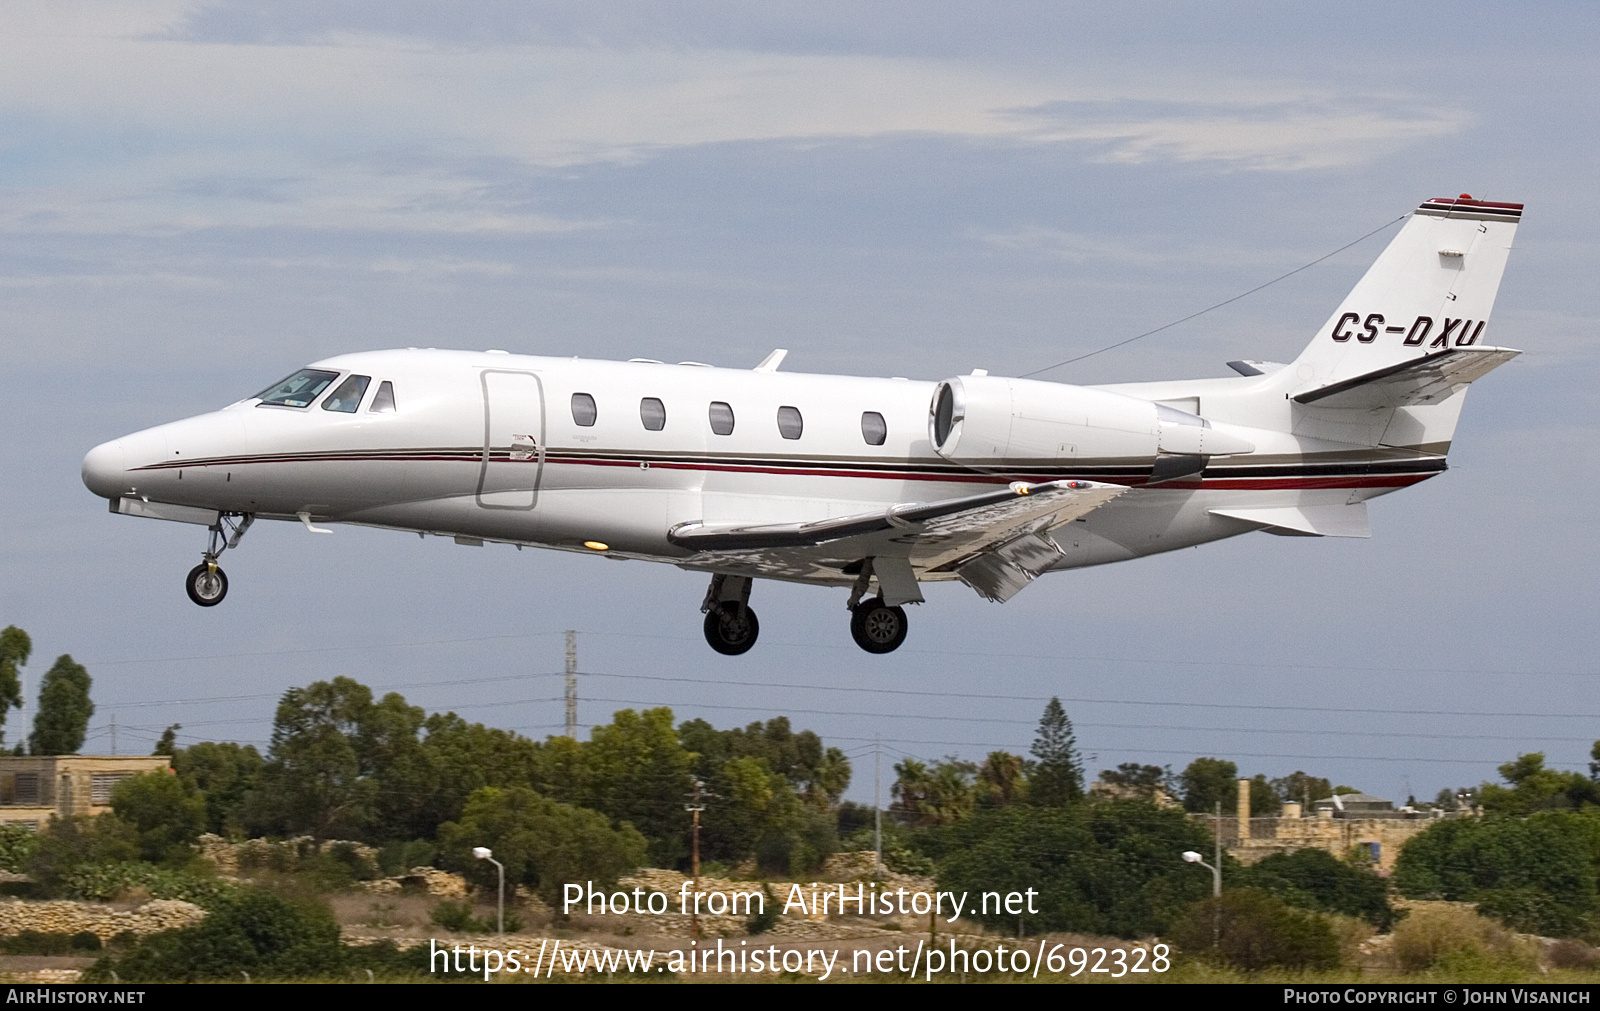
[81,347,1445,587]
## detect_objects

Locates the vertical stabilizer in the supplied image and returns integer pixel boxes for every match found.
[1288,196,1520,393]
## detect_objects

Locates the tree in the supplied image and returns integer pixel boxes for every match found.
[893,757,978,826]
[978,751,1028,806]
[1238,847,1397,928]
[1096,763,1169,801]
[935,802,1218,937]
[110,771,205,863]
[1271,771,1332,809]
[1393,809,1600,938]
[172,741,264,837]
[436,786,647,904]
[1479,753,1600,814]
[581,708,693,866]
[254,678,376,838]
[1028,697,1083,806]
[1180,757,1238,814]
[152,724,180,756]
[29,655,93,756]
[1591,739,1600,782]
[0,626,30,747]
[1249,774,1279,816]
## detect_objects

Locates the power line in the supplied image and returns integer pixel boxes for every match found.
[1018,213,1408,377]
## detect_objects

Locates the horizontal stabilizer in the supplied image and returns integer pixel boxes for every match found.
[1209,503,1370,538]
[1292,346,1520,410]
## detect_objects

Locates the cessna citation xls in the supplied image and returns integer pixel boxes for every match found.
[82,195,1522,656]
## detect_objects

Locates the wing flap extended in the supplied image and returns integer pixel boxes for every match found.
[672,480,1127,594]
[1292,346,1520,410]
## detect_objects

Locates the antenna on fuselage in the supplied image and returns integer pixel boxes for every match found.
[753,349,788,373]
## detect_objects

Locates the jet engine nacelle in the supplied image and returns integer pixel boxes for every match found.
[928,375,1254,465]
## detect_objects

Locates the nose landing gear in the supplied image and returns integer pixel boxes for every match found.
[185,513,252,607]
[186,561,228,606]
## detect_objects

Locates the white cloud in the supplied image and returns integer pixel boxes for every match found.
[0,16,1471,233]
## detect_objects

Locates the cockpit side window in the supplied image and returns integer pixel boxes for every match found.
[369,381,397,413]
[321,374,371,413]
[255,369,340,408]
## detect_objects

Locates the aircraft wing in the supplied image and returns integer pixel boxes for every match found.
[1292,346,1520,410]
[670,479,1127,603]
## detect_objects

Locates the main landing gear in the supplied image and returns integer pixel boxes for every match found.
[696,567,914,656]
[701,574,759,655]
[186,513,253,607]
[849,598,908,654]
[845,559,910,654]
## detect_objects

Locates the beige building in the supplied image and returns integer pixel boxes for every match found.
[0,755,172,830]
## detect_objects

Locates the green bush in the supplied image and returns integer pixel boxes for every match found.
[1171,889,1340,972]
[1390,904,1532,974]
[1393,811,1600,938]
[0,824,39,872]
[378,839,437,877]
[934,801,1218,937]
[0,930,102,955]
[60,862,236,907]
[1237,848,1398,929]
[110,772,205,863]
[747,884,780,935]
[428,900,522,934]
[437,786,647,905]
[86,890,347,982]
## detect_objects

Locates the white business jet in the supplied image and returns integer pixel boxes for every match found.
[82,196,1521,655]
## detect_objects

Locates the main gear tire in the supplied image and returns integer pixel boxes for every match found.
[850,598,907,654]
[703,604,760,655]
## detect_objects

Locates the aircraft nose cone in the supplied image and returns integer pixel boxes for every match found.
[82,439,130,499]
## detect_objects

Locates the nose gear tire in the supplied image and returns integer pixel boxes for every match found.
[704,605,759,655]
[186,563,228,607]
[850,598,907,653]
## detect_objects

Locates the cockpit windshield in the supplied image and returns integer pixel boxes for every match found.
[255,369,339,408]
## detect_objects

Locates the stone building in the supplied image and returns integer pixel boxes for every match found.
[1189,778,1457,873]
[0,755,172,830]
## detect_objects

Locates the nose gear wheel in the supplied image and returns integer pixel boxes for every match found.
[186,562,228,606]
[850,597,907,654]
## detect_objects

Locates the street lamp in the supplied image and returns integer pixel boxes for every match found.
[1181,850,1221,896]
[473,846,505,934]
[1182,850,1222,947]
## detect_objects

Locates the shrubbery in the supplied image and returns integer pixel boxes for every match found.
[1393,811,1600,939]
[931,801,1217,937]
[1170,888,1341,971]
[1237,848,1398,929]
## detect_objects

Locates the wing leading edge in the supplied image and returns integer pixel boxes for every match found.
[670,479,1127,603]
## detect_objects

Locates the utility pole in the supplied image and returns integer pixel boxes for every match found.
[873,738,883,877]
[685,778,714,942]
[110,714,117,756]
[564,630,577,739]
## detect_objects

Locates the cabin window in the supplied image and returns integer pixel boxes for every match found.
[321,374,370,413]
[571,392,598,426]
[369,381,397,413]
[640,397,667,431]
[255,369,339,409]
[708,401,735,436]
[861,411,887,446]
[776,406,803,440]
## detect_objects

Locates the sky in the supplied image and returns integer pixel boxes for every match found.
[1,1,1596,807]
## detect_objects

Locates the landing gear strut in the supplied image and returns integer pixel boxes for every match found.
[186,513,252,608]
[701,574,759,655]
